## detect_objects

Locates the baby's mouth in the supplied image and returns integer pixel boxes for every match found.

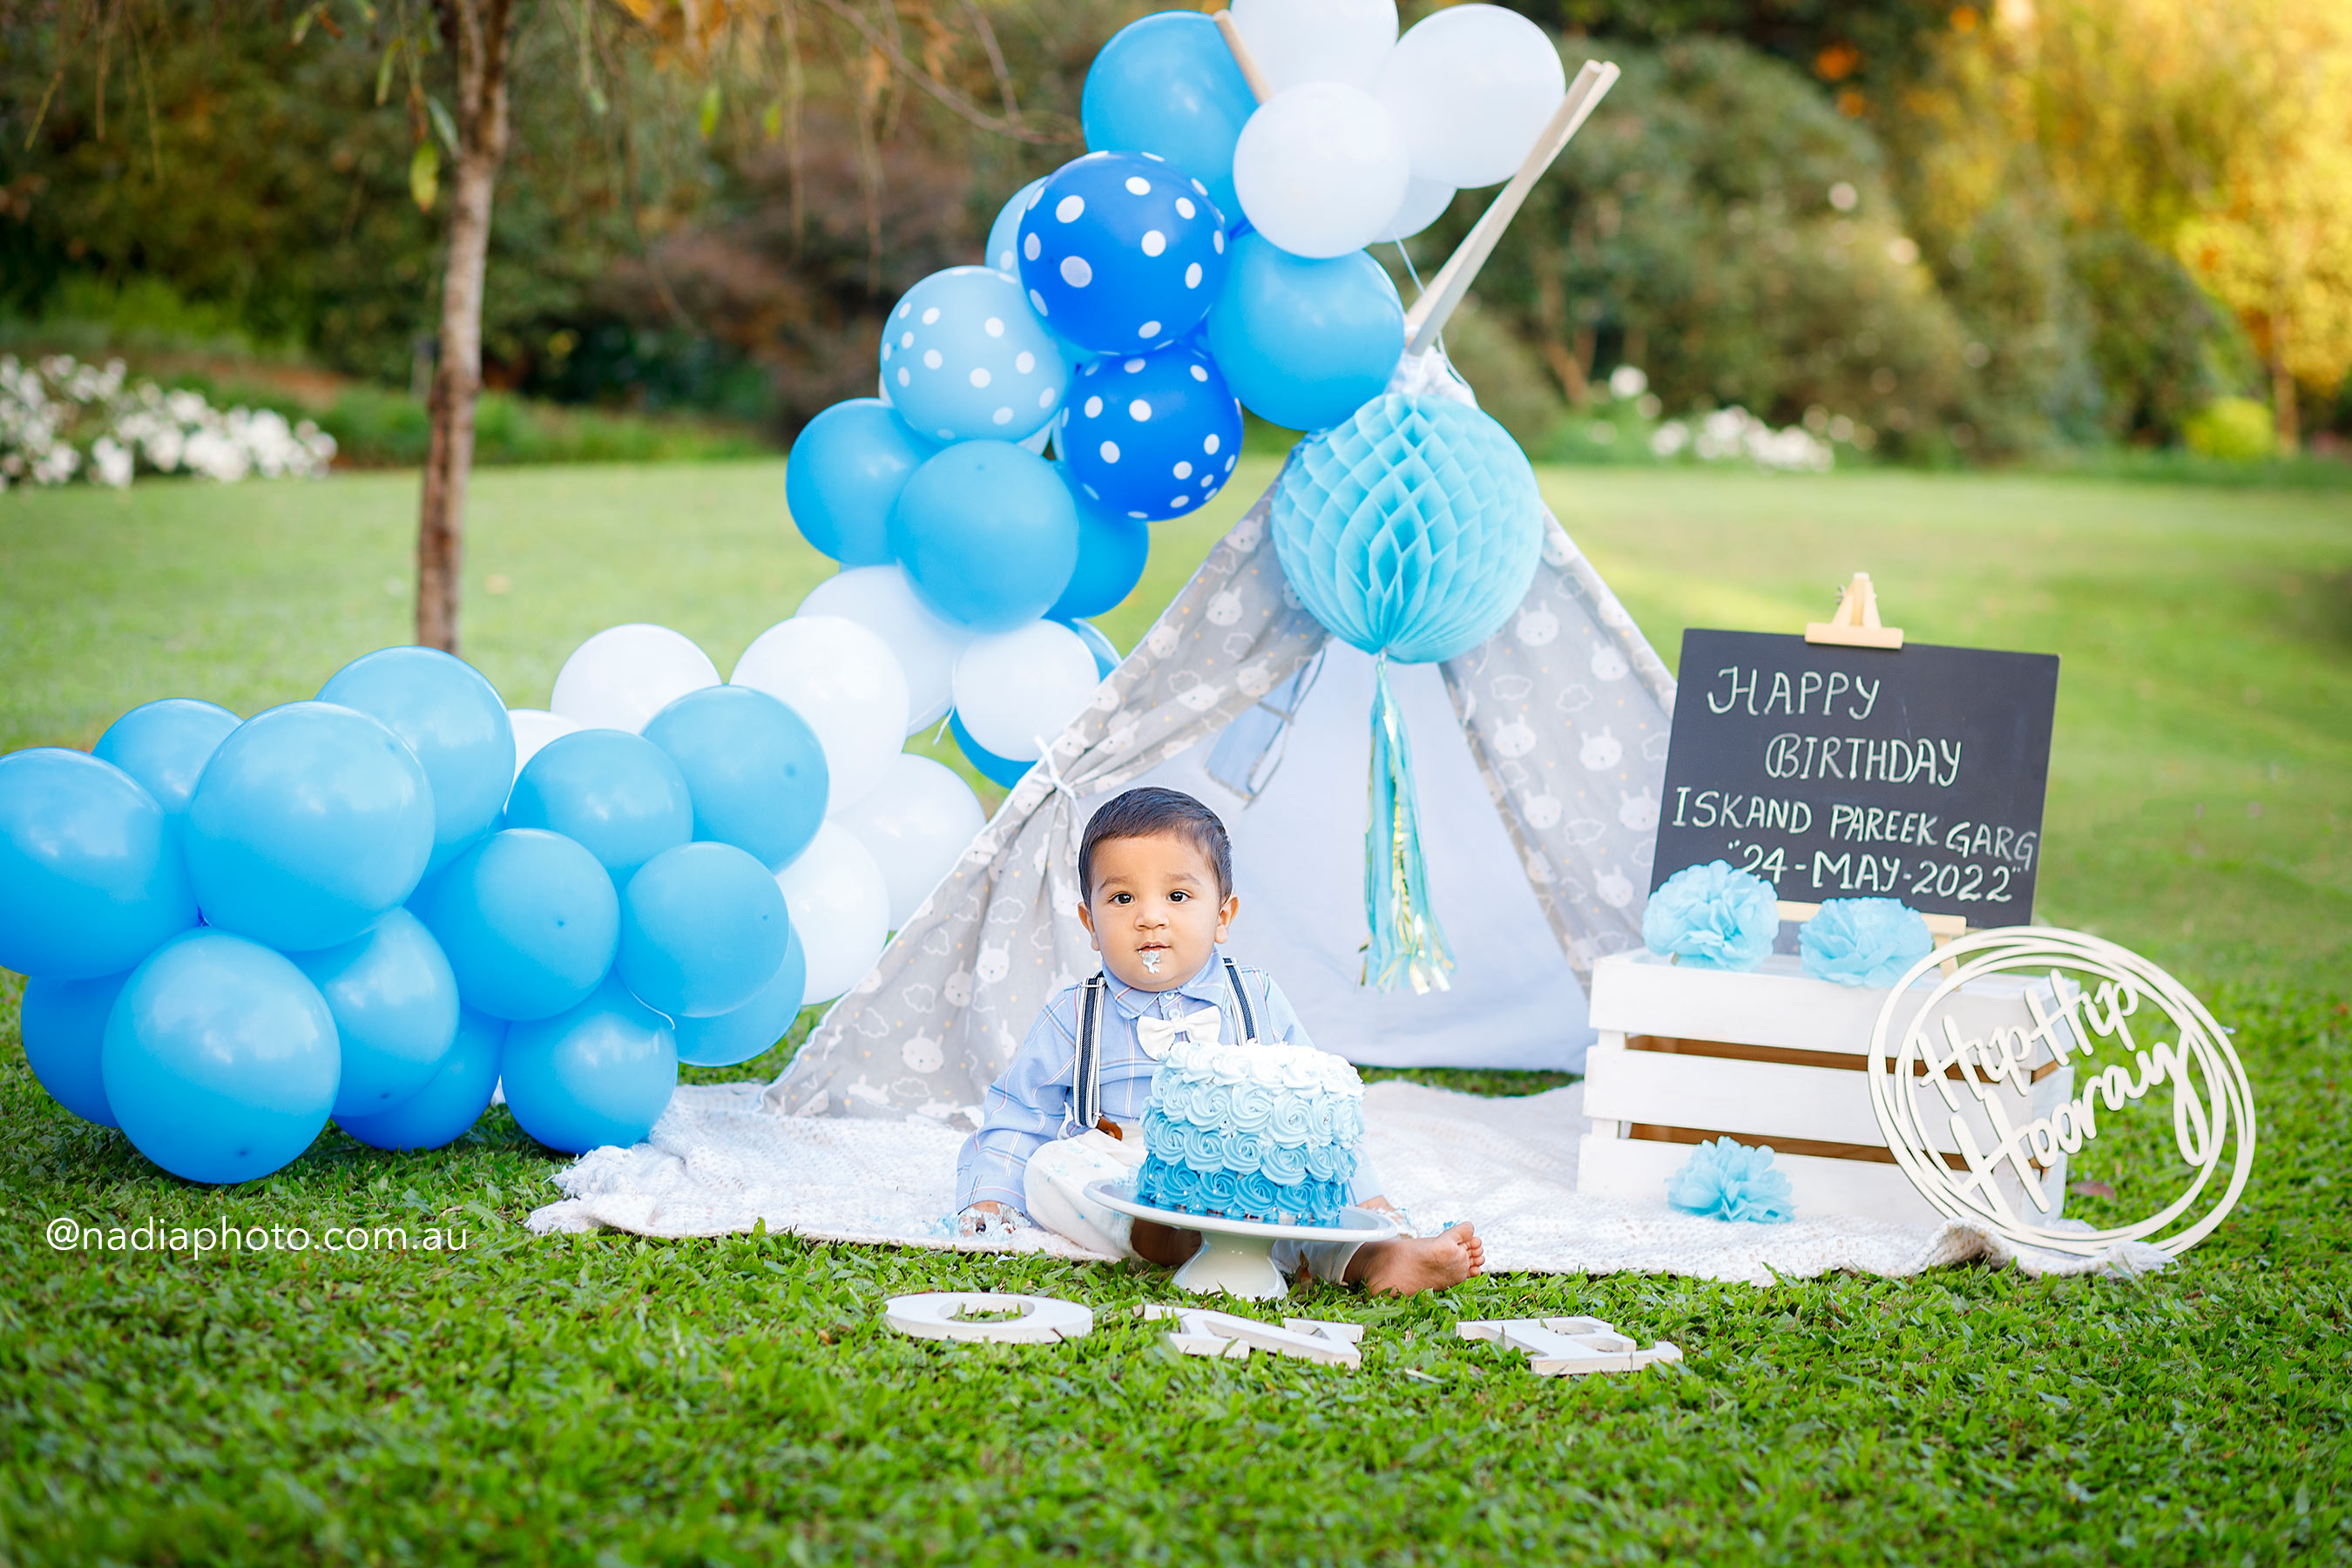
[1138,942,1168,974]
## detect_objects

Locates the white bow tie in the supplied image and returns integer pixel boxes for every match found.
[1135,1006,1222,1059]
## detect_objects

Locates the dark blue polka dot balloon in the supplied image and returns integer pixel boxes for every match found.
[1058,344,1244,522]
[1016,152,1229,356]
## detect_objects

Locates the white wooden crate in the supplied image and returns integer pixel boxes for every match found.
[1580,950,2075,1227]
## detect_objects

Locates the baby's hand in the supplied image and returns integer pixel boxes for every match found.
[958,1201,1015,1239]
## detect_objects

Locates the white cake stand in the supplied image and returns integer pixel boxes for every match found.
[1085,1179,1400,1301]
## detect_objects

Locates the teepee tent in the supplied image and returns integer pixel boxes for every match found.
[763,61,1674,1121]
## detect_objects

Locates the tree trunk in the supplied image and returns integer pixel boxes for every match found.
[417,0,517,653]
[2269,335,2300,455]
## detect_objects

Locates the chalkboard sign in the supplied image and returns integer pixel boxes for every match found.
[1649,630,2059,924]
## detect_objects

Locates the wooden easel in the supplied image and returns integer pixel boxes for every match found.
[1777,574,1965,951]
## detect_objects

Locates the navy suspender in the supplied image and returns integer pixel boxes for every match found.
[1071,959,1257,1136]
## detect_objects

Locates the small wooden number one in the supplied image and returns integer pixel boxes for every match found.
[1806,572,1904,650]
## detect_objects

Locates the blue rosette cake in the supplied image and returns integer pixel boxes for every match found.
[1132,1039,1365,1226]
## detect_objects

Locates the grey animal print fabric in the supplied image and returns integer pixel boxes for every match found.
[766,352,1676,1122]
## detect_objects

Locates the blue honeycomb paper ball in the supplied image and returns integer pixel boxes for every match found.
[1016,152,1229,356]
[1271,394,1545,665]
[880,266,1070,443]
[1058,346,1244,522]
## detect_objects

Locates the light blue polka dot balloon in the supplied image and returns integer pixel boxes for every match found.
[985,179,1045,275]
[880,266,1069,443]
[1057,345,1243,522]
[1017,151,1229,356]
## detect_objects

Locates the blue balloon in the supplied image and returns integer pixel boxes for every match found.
[183,702,435,953]
[641,686,829,871]
[92,699,240,814]
[618,841,791,1018]
[1016,152,1229,355]
[1058,618,1121,679]
[1048,466,1152,618]
[411,828,618,1021]
[673,924,806,1068]
[289,907,461,1119]
[319,647,515,873]
[786,399,937,566]
[1081,10,1256,220]
[888,440,1080,631]
[502,976,677,1153]
[950,713,1033,788]
[1058,346,1244,521]
[505,728,693,885]
[0,749,197,979]
[1272,394,1546,665]
[337,1005,505,1152]
[21,969,131,1126]
[985,178,1046,275]
[882,267,1069,443]
[1206,233,1405,432]
[101,930,340,1184]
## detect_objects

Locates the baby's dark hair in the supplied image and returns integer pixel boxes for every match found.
[1078,787,1233,902]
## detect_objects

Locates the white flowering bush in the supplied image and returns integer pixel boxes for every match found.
[1650,406,1836,473]
[0,355,335,490]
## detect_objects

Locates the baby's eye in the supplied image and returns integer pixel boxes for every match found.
[1168,889,1188,902]
[1110,892,1131,904]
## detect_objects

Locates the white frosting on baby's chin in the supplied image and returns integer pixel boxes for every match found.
[1157,1038,1363,1097]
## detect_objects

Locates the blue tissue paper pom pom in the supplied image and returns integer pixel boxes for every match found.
[1641,859,1778,971]
[1666,1137,1794,1223]
[1800,897,1935,987]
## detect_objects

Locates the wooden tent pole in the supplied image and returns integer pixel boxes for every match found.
[1402,59,1619,355]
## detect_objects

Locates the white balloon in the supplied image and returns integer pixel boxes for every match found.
[798,566,972,734]
[506,709,580,779]
[834,754,986,928]
[1231,0,1397,92]
[1374,4,1565,189]
[549,625,721,734]
[1233,83,1412,260]
[950,620,1103,761]
[775,822,892,1004]
[732,616,911,814]
[1375,174,1456,242]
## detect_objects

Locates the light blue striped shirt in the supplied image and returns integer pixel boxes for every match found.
[955,949,1383,1214]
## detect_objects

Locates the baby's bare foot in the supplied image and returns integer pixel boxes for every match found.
[1354,1222,1483,1296]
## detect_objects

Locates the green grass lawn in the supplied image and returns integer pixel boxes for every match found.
[2,464,2348,1564]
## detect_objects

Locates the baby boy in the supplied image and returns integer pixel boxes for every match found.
[956,786,1482,1294]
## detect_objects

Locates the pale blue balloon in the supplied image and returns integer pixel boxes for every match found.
[21,969,131,1126]
[785,399,936,566]
[502,975,677,1154]
[0,748,198,979]
[92,699,240,814]
[1206,233,1404,432]
[617,841,790,1018]
[183,702,435,953]
[290,907,461,1119]
[319,647,514,874]
[337,1006,505,1152]
[101,929,340,1185]
[673,924,806,1068]
[1047,464,1152,618]
[504,728,693,885]
[888,440,1079,631]
[641,686,828,872]
[1081,10,1255,220]
[410,828,618,1021]
[882,267,1069,443]
[985,179,1047,275]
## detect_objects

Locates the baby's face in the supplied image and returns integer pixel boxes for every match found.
[1078,831,1238,991]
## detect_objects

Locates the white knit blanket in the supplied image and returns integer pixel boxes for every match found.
[526,1080,2162,1284]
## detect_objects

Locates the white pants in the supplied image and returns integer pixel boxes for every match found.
[1023,1131,1369,1284]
